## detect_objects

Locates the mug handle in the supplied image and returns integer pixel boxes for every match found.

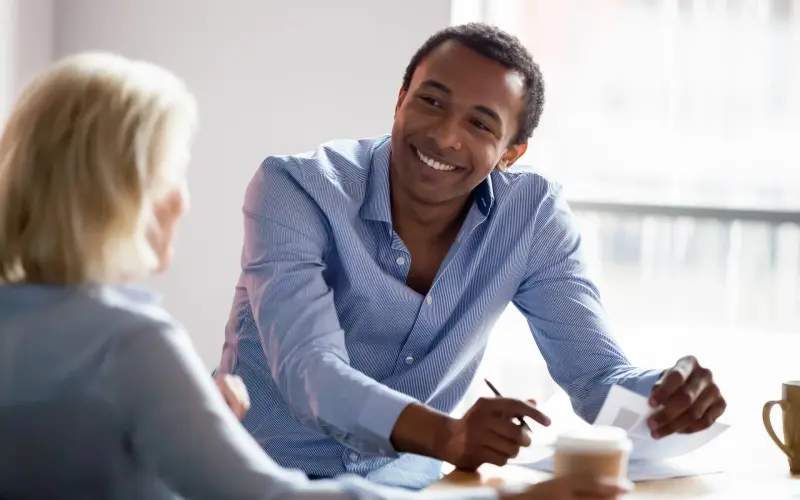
[763,400,794,458]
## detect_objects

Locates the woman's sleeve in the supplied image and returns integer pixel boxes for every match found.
[102,321,497,500]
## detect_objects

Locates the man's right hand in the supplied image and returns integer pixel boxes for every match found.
[501,475,632,500]
[441,397,551,470]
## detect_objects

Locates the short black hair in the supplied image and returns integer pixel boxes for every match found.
[401,22,545,146]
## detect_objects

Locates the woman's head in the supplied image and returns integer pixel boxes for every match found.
[0,52,197,285]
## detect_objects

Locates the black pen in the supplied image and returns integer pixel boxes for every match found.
[484,378,533,432]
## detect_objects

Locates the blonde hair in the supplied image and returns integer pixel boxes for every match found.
[0,52,197,284]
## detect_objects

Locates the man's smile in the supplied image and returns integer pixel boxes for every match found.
[411,145,464,172]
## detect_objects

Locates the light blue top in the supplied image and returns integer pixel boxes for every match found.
[0,283,495,499]
[220,135,662,489]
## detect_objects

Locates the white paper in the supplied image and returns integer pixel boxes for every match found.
[594,385,730,461]
[594,383,653,433]
[523,455,723,482]
[515,384,730,481]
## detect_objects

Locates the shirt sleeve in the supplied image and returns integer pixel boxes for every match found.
[237,159,418,456]
[104,319,497,500]
[512,185,663,423]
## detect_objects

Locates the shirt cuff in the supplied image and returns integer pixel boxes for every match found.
[356,386,417,455]
[621,368,664,399]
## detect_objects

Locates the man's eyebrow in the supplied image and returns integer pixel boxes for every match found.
[419,79,451,94]
[474,105,501,124]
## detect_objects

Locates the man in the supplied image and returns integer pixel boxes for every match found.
[219,23,726,490]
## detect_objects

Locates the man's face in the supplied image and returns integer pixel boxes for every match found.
[391,40,528,206]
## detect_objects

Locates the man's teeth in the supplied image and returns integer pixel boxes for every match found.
[416,148,456,171]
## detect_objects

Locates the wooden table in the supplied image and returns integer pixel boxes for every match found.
[430,463,799,498]
[427,397,800,498]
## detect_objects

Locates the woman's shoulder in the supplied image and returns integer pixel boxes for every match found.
[83,285,207,391]
[84,286,183,331]
[0,282,185,343]
[55,283,191,353]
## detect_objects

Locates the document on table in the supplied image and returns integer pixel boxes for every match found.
[518,385,730,481]
[595,384,730,462]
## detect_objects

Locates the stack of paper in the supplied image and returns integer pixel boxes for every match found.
[518,385,730,481]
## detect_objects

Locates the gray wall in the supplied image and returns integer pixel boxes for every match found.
[0,0,53,121]
[52,0,453,366]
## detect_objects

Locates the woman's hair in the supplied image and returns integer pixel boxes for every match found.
[0,52,198,284]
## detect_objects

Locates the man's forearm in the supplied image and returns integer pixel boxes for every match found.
[389,402,455,461]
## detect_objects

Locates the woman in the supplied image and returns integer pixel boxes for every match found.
[0,52,628,499]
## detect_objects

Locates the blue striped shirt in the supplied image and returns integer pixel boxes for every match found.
[219,135,661,490]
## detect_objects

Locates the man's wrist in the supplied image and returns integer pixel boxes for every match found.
[389,402,456,460]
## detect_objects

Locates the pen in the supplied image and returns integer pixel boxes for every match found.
[484,378,533,432]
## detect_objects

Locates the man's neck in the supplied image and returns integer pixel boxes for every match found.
[389,184,471,242]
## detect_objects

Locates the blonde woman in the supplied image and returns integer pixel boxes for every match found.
[0,53,627,500]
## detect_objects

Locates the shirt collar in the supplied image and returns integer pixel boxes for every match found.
[360,137,393,224]
[360,137,496,223]
[0,282,163,307]
[111,284,163,305]
[475,174,495,217]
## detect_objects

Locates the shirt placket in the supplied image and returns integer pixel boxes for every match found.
[392,206,488,377]
[386,229,411,282]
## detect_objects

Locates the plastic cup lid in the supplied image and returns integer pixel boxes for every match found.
[554,425,632,453]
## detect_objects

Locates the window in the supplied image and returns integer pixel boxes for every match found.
[451,0,800,425]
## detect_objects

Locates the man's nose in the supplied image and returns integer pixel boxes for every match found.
[427,115,463,151]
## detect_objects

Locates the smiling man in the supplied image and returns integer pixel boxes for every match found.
[219,23,726,490]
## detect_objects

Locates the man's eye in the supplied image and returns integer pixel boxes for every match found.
[471,119,490,132]
[420,96,441,107]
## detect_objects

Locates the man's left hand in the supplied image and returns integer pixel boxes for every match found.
[647,355,726,439]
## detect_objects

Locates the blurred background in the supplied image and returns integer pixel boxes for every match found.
[453,0,800,431]
[2,0,799,434]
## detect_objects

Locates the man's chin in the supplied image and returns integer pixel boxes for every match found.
[407,185,460,206]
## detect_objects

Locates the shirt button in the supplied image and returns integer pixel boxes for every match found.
[349,452,359,462]
[396,256,405,265]
[426,295,432,305]
[405,356,414,365]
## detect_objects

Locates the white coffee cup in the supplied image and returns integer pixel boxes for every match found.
[553,425,632,481]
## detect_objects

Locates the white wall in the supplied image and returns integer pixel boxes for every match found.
[0,0,53,121]
[0,0,10,121]
[54,0,453,367]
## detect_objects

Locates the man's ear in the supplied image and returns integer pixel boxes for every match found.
[395,88,407,114]
[496,142,528,171]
